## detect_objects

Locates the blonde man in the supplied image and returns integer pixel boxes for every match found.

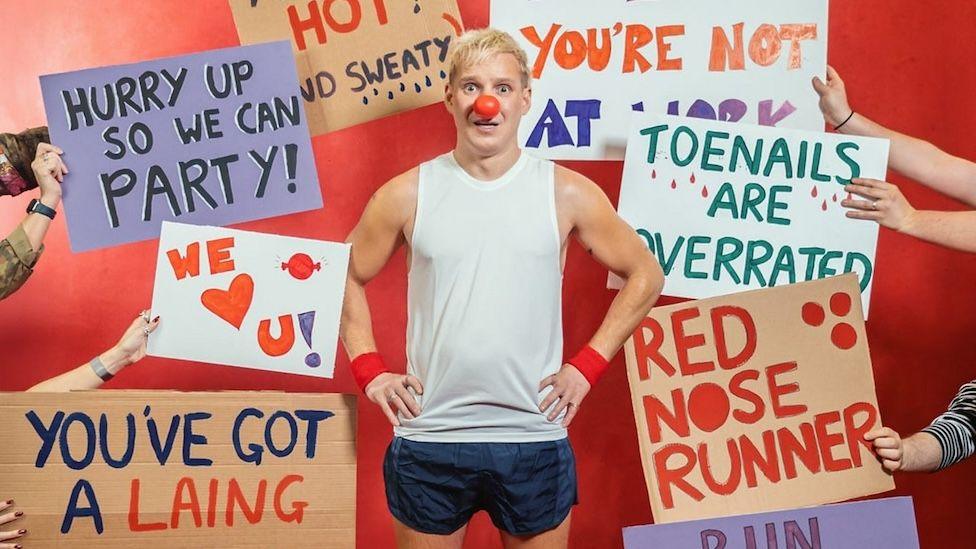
[341,28,663,548]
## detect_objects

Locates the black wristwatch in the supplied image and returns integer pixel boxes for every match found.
[26,198,57,220]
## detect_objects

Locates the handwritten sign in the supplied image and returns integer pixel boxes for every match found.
[40,41,322,253]
[492,0,828,159]
[623,275,894,523]
[623,497,920,549]
[614,113,889,315]
[229,0,464,135]
[0,391,356,548]
[148,222,350,378]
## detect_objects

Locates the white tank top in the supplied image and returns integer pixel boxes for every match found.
[395,151,567,442]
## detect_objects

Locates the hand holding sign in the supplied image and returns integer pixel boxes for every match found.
[0,499,26,546]
[842,178,918,231]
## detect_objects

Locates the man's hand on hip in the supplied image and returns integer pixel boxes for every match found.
[539,365,591,427]
[365,372,424,427]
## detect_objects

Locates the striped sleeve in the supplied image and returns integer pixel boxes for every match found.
[921,380,976,470]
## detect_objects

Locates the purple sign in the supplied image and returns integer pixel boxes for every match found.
[622,497,919,549]
[41,41,322,252]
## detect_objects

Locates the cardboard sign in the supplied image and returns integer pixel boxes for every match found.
[623,274,894,523]
[40,42,323,253]
[0,391,356,548]
[614,113,889,315]
[622,497,920,549]
[229,0,464,135]
[492,0,828,160]
[148,222,350,378]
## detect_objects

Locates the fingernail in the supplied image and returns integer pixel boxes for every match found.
[18,529,26,534]
[15,511,23,517]
[153,316,160,322]
[4,499,11,505]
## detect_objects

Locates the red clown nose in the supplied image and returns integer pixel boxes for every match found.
[473,95,501,119]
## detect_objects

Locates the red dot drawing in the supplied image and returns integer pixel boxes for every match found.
[801,291,858,350]
[282,253,321,280]
[832,193,838,203]
[811,185,818,198]
[801,302,825,327]
[690,173,696,184]
[687,383,730,433]
[829,292,852,316]
[701,186,709,198]
[652,169,657,179]
[670,179,677,189]
[821,200,827,211]
[831,323,857,350]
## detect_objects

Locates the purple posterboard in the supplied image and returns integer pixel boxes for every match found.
[622,497,920,549]
[40,41,323,253]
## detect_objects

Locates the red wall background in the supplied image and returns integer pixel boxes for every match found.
[2,1,975,547]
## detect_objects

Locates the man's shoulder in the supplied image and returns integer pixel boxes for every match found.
[375,166,420,207]
[553,164,603,207]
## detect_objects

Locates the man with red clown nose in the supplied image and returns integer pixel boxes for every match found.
[340,28,664,548]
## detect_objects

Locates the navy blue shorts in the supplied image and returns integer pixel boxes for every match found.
[383,437,578,536]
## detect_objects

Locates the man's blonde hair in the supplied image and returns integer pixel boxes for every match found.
[448,28,531,88]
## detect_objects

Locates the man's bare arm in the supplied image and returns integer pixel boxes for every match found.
[340,169,423,426]
[540,167,664,427]
[560,167,664,357]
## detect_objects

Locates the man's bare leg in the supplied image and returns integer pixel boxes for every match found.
[393,517,468,549]
[499,514,571,549]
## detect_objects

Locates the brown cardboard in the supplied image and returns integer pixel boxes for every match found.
[622,274,894,523]
[0,391,356,548]
[229,0,464,135]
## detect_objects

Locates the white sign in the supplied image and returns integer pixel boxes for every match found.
[492,0,828,160]
[615,113,889,315]
[149,221,350,377]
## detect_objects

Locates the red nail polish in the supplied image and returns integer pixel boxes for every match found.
[15,511,23,517]
[4,499,11,505]
[153,316,160,323]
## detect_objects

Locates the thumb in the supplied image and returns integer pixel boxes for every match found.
[811,76,828,95]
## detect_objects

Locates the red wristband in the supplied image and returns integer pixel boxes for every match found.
[567,345,610,387]
[350,352,390,393]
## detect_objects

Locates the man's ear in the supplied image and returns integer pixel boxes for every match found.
[444,83,454,111]
[521,86,532,115]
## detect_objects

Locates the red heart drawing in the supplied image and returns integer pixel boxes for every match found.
[200,273,254,329]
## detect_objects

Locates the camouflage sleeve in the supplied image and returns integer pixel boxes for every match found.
[0,223,44,300]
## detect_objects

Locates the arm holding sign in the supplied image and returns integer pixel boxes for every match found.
[813,66,976,251]
[0,143,67,300]
[539,167,664,427]
[27,311,159,392]
[867,380,976,473]
[814,65,976,204]
[340,170,424,427]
